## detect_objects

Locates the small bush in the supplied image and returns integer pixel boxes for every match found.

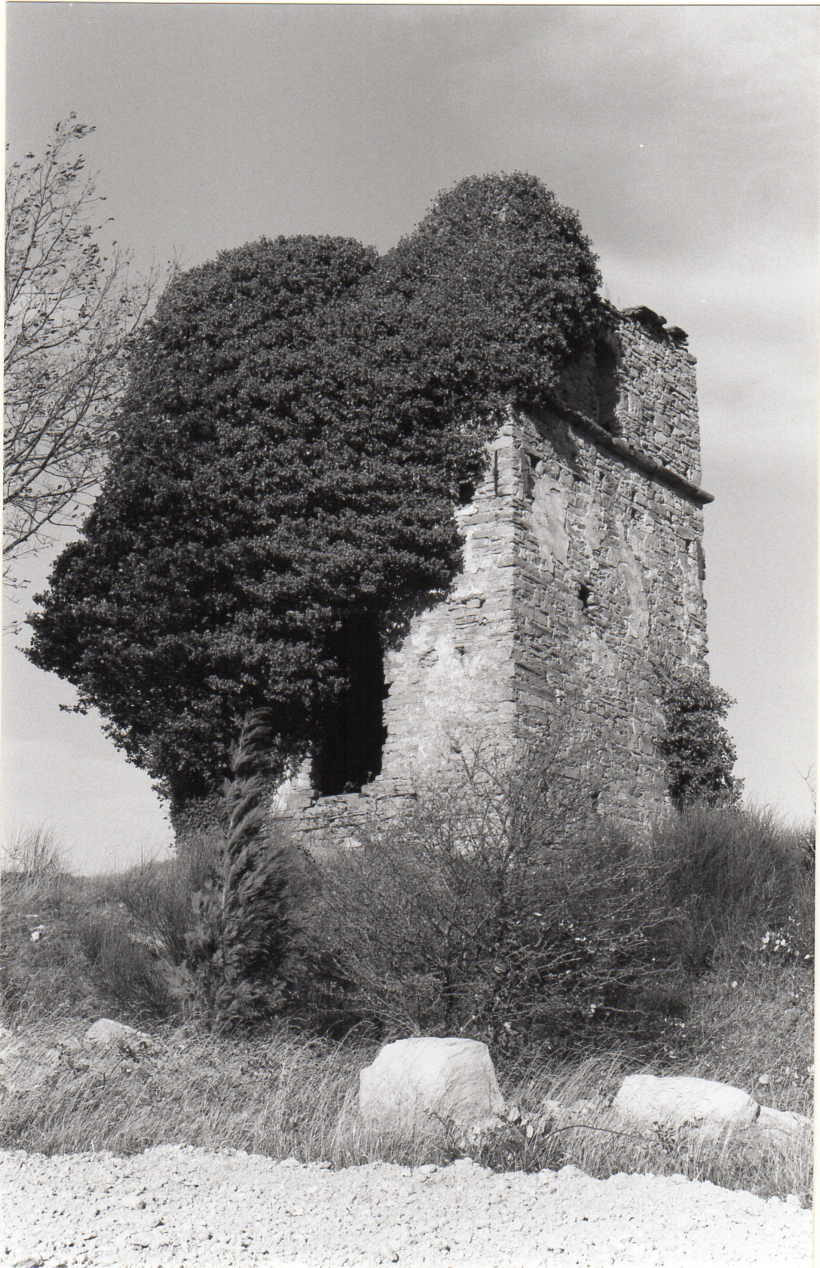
[77,917,177,1020]
[113,855,207,967]
[655,670,742,811]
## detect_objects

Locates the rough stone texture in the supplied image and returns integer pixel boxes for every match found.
[84,1019,154,1049]
[612,1075,761,1133]
[755,1105,812,1142]
[359,1037,505,1137]
[278,305,712,845]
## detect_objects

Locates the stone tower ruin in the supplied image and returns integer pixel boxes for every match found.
[279,302,713,844]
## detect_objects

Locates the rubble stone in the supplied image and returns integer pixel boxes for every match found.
[612,1074,760,1133]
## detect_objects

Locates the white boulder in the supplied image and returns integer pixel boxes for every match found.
[612,1074,760,1133]
[755,1105,812,1142]
[359,1036,504,1137]
[84,1018,153,1048]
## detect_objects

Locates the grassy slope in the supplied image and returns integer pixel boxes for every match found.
[0,862,812,1204]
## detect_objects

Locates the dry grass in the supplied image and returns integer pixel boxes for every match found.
[0,809,812,1206]
[0,1023,811,1205]
[0,1021,372,1162]
[498,1048,812,1204]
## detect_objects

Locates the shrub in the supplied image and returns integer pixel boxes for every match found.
[112,853,208,968]
[76,917,177,1020]
[656,670,742,811]
[179,710,304,1024]
[297,736,698,1055]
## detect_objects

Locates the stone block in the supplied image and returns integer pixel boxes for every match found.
[85,1019,154,1048]
[612,1075,760,1133]
[359,1037,504,1137]
[755,1105,812,1142]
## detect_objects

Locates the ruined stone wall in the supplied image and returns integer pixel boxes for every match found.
[275,420,521,846]
[511,309,708,825]
[278,306,712,846]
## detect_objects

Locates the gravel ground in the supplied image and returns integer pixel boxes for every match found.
[1,1146,812,1268]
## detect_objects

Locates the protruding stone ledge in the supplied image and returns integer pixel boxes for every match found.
[543,396,714,505]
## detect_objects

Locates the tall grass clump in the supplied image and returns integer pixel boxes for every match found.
[2,823,70,911]
[649,802,814,964]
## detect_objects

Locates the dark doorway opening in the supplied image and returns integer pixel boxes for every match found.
[312,613,388,796]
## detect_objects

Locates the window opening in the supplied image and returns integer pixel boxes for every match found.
[312,613,387,796]
[595,337,620,434]
[458,480,475,505]
[520,450,534,497]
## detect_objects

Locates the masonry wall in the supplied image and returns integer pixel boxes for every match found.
[274,422,521,847]
[278,306,712,845]
[513,320,708,825]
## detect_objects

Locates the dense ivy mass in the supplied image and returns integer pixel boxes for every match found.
[27,174,601,809]
[657,671,743,811]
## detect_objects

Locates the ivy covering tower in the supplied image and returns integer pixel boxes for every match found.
[27,174,603,829]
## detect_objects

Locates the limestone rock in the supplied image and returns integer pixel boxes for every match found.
[755,1106,812,1142]
[612,1075,760,1133]
[84,1018,153,1048]
[359,1037,504,1137]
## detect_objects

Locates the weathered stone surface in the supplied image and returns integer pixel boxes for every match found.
[612,1075,760,1132]
[84,1018,153,1048]
[755,1105,812,1141]
[359,1037,504,1136]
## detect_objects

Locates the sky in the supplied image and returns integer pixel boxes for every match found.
[3,3,818,873]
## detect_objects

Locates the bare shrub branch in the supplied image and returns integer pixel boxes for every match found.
[298,729,696,1053]
[4,115,166,593]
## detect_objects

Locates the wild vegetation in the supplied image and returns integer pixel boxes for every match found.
[2,758,813,1203]
[656,669,743,810]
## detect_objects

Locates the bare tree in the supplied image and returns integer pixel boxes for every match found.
[4,115,162,590]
